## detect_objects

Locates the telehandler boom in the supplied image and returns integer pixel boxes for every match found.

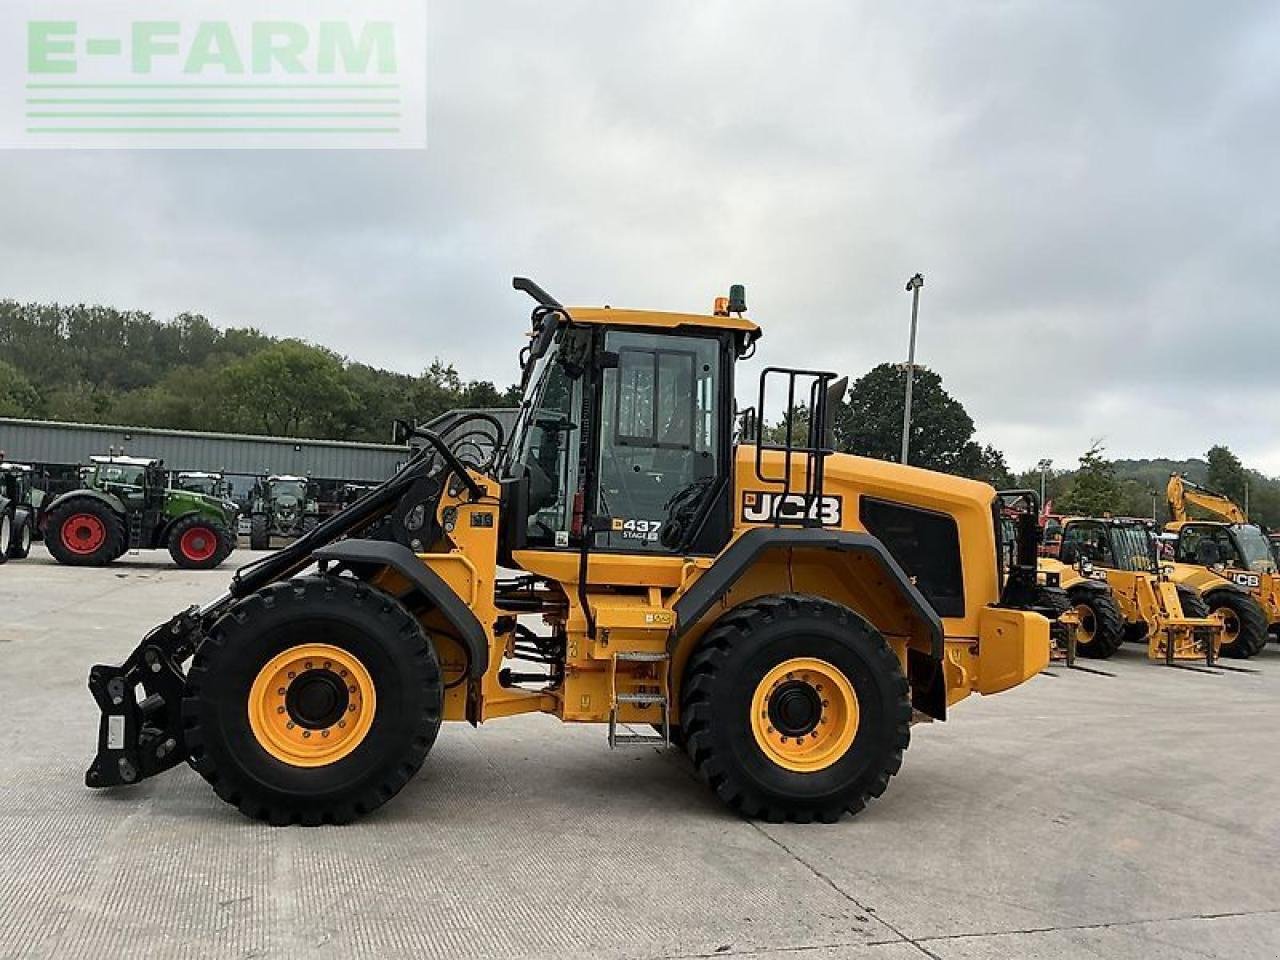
[86,279,1050,825]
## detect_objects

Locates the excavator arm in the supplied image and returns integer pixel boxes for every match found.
[1166,474,1246,524]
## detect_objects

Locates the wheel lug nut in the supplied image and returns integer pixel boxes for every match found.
[302,731,310,738]
[348,704,356,712]
[286,722,294,729]
[277,706,285,714]
[338,720,346,728]
[321,730,330,737]
[305,662,313,670]
[277,687,285,696]
[287,671,295,679]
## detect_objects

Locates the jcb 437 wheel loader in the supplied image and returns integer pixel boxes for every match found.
[86,279,1050,825]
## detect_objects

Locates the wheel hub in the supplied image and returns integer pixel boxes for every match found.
[248,644,376,767]
[749,657,860,773]
[767,680,823,737]
[285,669,350,730]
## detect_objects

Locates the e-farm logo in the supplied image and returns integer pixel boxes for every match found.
[2,1,426,149]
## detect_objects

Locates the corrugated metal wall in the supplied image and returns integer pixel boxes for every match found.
[0,418,407,482]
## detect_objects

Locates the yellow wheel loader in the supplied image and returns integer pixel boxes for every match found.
[85,279,1051,826]
[1164,474,1276,657]
[1051,517,1224,664]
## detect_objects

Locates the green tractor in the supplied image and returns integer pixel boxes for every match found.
[248,474,320,550]
[0,462,39,563]
[44,455,238,569]
[174,471,230,499]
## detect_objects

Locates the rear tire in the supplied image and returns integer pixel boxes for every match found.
[681,594,911,823]
[250,513,270,550]
[167,515,234,570]
[1066,587,1125,659]
[6,516,31,559]
[183,576,443,825]
[0,513,9,565]
[45,498,125,567]
[1206,590,1268,658]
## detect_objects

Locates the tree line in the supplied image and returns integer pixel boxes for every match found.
[2,301,1276,525]
[0,302,518,443]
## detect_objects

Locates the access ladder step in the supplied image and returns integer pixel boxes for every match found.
[611,733,668,746]
[614,692,667,704]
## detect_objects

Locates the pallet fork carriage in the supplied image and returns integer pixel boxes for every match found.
[86,278,1051,826]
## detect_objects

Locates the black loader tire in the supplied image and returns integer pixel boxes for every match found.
[183,576,443,825]
[7,515,32,560]
[45,498,126,567]
[1176,587,1211,619]
[1123,622,1149,644]
[1206,590,1268,658]
[0,512,9,565]
[249,513,270,550]
[1065,586,1125,659]
[681,594,911,824]
[167,515,235,570]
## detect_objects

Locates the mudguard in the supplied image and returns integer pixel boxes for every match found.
[312,539,489,679]
[45,488,125,516]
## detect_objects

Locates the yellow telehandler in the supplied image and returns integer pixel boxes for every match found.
[1164,474,1275,657]
[86,279,1050,825]
[1050,517,1224,665]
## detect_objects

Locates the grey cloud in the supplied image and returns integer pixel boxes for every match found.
[1,0,1277,470]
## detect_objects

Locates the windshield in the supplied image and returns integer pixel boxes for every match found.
[1108,524,1154,572]
[180,477,218,496]
[272,481,306,501]
[1232,524,1278,573]
[94,464,145,486]
[507,330,585,547]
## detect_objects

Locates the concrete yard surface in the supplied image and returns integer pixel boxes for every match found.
[1,547,1278,960]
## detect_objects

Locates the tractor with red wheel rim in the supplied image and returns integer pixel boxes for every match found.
[43,455,238,569]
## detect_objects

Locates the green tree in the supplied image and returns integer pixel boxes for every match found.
[954,442,1014,487]
[220,340,358,437]
[0,359,39,417]
[835,363,1004,477]
[1205,444,1247,505]
[1058,443,1122,516]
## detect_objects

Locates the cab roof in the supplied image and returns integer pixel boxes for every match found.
[178,471,221,478]
[90,455,158,467]
[567,306,760,336]
[0,462,32,472]
[269,474,307,482]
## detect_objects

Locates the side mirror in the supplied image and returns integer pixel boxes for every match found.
[1060,542,1078,565]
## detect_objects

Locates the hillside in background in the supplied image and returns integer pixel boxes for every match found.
[0,301,518,443]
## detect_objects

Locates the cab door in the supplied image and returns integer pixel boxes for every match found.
[594,330,730,555]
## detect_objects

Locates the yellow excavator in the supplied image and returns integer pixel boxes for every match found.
[1164,474,1276,657]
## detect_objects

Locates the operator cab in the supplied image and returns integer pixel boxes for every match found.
[1059,518,1156,572]
[501,282,758,560]
[1173,522,1278,574]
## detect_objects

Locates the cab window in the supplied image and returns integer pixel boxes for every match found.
[596,331,720,552]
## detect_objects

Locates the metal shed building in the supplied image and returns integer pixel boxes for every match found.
[0,417,408,482]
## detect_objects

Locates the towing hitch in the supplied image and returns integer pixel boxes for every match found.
[85,606,204,788]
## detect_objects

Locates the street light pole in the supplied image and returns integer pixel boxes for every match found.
[901,273,924,465]
[1036,458,1053,507]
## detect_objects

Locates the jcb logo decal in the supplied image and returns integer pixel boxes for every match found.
[1232,572,1261,589]
[741,491,842,526]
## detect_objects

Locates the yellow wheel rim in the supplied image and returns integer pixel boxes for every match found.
[1073,604,1097,645]
[248,643,376,768]
[1219,611,1240,643]
[749,657,859,773]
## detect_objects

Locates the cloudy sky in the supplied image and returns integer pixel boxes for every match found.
[2,1,1277,473]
